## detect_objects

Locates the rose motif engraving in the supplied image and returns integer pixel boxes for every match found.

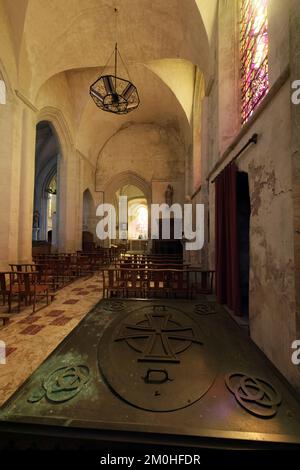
[194,303,217,315]
[27,365,89,404]
[103,300,126,312]
[225,373,282,418]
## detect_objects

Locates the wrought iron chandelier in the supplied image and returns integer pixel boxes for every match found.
[90,9,139,115]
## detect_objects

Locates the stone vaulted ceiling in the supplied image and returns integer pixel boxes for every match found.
[3,0,216,164]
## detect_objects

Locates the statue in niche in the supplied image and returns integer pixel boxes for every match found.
[33,210,40,229]
[165,184,174,206]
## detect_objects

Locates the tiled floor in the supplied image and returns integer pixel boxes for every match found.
[0,274,103,407]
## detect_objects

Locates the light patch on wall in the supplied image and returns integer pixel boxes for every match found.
[145,59,196,123]
[0,80,6,104]
[195,0,218,43]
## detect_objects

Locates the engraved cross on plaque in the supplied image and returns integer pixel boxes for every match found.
[114,309,203,363]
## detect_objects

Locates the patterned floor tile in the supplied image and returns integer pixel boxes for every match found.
[46,309,65,317]
[18,316,41,324]
[49,317,72,326]
[5,347,17,357]
[0,273,104,406]
[19,324,45,335]
[50,316,72,326]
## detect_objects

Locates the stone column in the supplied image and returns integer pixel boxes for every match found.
[57,147,80,253]
[0,82,18,268]
[18,107,37,263]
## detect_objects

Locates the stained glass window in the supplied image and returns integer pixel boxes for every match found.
[240,0,269,123]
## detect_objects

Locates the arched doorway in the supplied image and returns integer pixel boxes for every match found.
[102,172,151,251]
[115,184,149,251]
[33,121,60,252]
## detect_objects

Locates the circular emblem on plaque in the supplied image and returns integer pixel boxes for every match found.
[102,300,126,312]
[194,303,217,316]
[44,365,90,403]
[225,373,282,418]
[98,304,217,411]
[28,365,90,404]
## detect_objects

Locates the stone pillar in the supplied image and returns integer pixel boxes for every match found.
[18,107,36,263]
[0,81,17,268]
[57,147,80,253]
[0,88,36,268]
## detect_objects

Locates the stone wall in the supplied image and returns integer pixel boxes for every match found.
[95,122,186,205]
[198,0,300,390]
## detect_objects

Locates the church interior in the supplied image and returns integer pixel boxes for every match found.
[0,0,300,457]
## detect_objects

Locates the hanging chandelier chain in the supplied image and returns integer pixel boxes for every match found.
[100,48,115,77]
[89,4,140,115]
[115,6,118,44]
[117,48,133,83]
[115,43,118,89]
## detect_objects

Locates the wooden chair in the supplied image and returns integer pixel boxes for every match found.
[145,269,169,299]
[21,272,50,312]
[0,271,25,313]
[189,270,215,297]
[0,274,14,323]
[102,269,124,298]
[123,269,145,298]
[0,271,7,305]
[169,270,190,299]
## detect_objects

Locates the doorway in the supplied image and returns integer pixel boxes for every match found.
[33,121,60,252]
[82,189,95,251]
[237,171,251,318]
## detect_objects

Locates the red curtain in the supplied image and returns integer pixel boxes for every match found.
[215,163,241,315]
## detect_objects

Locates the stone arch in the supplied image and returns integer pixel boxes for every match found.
[33,120,60,250]
[104,171,152,207]
[35,108,74,252]
[104,171,152,242]
[82,188,95,230]
[83,185,96,205]
[36,107,73,161]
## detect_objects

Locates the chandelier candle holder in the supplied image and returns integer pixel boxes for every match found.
[90,42,140,115]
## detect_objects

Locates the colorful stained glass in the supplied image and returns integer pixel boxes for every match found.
[240,0,269,123]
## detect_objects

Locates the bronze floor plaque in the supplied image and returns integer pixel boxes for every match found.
[98,304,217,411]
[1,299,300,449]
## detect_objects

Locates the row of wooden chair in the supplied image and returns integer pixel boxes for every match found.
[0,271,53,316]
[0,247,122,321]
[116,255,183,268]
[100,268,214,300]
[0,249,113,318]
